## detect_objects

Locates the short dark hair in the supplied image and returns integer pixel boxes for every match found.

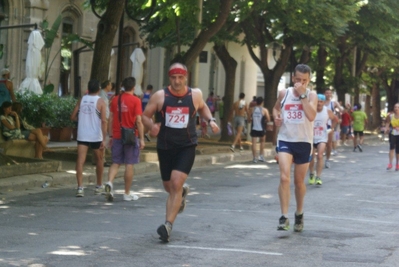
[122,77,136,92]
[88,79,100,94]
[294,64,311,76]
[101,80,110,89]
[256,97,264,105]
[239,92,245,99]
[146,84,153,90]
[1,101,12,114]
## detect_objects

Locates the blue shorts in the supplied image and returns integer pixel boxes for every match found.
[111,138,140,164]
[277,140,312,164]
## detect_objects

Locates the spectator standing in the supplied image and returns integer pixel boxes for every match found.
[70,80,107,197]
[104,77,145,202]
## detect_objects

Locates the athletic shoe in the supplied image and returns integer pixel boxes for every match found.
[76,187,84,197]
[240,146,244,151]
[325,160,330,169]
[315,177,323,185]
[104,182,114,202]
[331,150,337,156]
[253,158,258,163]
[123,192,139,201]
[294,213,304,232]
[353,147,357,152]
[357,144,363,152]
[94,185,105,195]
[157,223,172,242]
[277,216,290,231]
[178,184,190,213]
[387,164,392,170]
[396,164,399,171]
[308,173,315,185]
[258,155,265,162]
[230,145,235,152]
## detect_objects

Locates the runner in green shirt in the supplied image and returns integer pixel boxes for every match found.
[351,103,368,152]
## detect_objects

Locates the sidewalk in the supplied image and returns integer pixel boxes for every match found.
[0,133,275,193]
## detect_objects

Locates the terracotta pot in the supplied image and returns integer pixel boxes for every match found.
[50,127,73,142]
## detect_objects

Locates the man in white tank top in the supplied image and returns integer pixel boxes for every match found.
[273,64,317,232]
[70,80,107,197]
[308,94,338,186]
[249,96,270,162]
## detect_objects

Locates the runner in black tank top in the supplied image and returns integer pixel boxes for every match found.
[156,87,197,150]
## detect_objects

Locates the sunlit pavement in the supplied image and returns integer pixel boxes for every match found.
[1,135,398,266]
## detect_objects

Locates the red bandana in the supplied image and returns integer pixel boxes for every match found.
[168,67,187,76]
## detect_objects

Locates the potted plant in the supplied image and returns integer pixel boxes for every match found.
[47,96,77,142]
[15,91,57,135]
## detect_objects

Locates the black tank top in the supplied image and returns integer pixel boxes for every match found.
[156,87,198,149]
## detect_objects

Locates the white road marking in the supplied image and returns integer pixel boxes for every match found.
[357,199,399,205]
[168,245,282,256]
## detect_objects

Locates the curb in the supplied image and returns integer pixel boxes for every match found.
[0,148,274,194]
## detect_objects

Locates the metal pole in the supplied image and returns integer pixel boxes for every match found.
[0,23,37,30]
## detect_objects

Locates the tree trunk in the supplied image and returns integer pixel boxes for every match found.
[371,82,381,130]
[315,46,327,93]
[90,0,125,82]
[180,0,233,69]
[333,36,351,103]
[214,43,237,142]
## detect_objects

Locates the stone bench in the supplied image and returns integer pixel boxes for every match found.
[0,129,35,158]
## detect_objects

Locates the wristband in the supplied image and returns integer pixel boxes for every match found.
[208,118,216,124]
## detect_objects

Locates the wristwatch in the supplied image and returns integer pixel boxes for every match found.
[208,118,217,124]
[299,94,307,99]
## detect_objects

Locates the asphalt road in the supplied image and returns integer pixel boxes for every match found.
[0,138,398,267]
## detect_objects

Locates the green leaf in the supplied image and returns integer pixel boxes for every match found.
[43,84,54,94]
[44,15,62,48]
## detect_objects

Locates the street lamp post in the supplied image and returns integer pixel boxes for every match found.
[90,0,156,94]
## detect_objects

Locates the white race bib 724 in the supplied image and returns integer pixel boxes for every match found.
[165,106,189,128]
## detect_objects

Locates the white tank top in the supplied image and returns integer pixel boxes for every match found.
[277,87,313,143]
[313,106,329,144]
[77,95,103,142]
[252,106,263,131]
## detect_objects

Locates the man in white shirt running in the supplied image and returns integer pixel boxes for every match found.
[273,64,317,232]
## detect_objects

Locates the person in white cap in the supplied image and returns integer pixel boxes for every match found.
[0,68,16,106]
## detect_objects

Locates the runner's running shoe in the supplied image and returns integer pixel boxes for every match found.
[104,182,114,202]
[396,164,399,171]
[357,144,363,152]
[76,187,84,197]
[387,164,393,170]
[178,184,190,213]
[294,213,304,232]
[308,173,315,185]
[157,223,172,242]
[315,177,322,185]
[277,216,290,231]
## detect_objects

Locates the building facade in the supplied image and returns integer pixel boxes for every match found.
[1,0,259,105]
